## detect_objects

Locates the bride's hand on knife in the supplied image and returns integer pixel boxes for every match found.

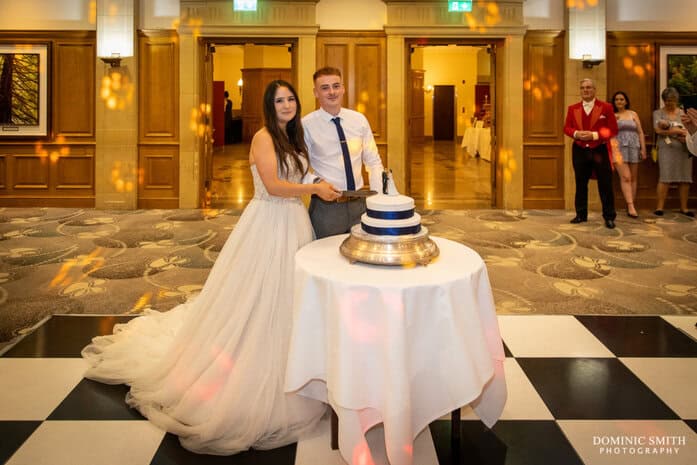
[315,181,341,201]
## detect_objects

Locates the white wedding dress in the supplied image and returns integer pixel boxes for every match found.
[82,161,327,455]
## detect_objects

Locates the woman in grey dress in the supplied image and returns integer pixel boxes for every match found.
[612,91,646,218]
[653,87,693,217]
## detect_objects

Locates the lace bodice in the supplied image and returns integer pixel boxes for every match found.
[251,157,306,204]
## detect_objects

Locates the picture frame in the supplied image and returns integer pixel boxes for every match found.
[659,45,697,110]
[0,43,48,137]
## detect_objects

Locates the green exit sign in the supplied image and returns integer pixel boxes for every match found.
[448,1,472,12]
[234,0,257,11]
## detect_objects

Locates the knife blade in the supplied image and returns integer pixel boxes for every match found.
[341,190,378,197]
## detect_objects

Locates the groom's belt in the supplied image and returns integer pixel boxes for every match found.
[314,194,364,203]
[336,195,362,203]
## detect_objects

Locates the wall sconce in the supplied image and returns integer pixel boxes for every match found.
[581,54,603,69]
[568,0,606,68]
[97,0,134,68]
[237,78,244,95]
[424,85,433,94]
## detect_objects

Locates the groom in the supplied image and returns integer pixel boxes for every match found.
[303,67,384,239]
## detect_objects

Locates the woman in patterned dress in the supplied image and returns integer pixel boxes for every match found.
[612,91,647,218]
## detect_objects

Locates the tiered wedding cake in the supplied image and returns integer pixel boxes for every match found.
[340,171,439,266]
[360,193,422,236]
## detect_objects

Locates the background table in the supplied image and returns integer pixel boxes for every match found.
[461,126,492,161]
[285,235,506,465]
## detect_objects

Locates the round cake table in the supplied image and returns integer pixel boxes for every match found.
[284,234,506,465]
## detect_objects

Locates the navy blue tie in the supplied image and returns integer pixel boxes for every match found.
[331,117,356,191]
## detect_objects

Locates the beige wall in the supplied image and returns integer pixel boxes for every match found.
[242,44,292,68]
[213,45,244,111]
[524,0,564,30]
[0,0,93,29]
[499,35,524,210]
[607,0,697,31]
[212,45,293,113]
[420,46,480,138]
[0,0,179,30]
[477,48,491,82]
[316,0,386,30]
[140,0,180,29]
[12,0,695,34]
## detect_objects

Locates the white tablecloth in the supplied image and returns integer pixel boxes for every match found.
[461,126,492,161]
[285,235,506,465]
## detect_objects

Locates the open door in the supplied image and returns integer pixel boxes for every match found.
[199,40,215,208]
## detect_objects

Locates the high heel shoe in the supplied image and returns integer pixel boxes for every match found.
[626,205,638,219]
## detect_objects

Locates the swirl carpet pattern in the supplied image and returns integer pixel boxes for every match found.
[1,207,695,348]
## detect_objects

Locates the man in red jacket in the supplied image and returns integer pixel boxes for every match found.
[564,78,619,229]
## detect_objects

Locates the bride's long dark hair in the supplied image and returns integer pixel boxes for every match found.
[262,80,309,177]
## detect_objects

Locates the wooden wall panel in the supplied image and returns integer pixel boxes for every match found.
[354,42,384,139]
[316,32,387,150]
[53,40,95,138]
[319,43,350,108]
[523,147,565,209]
[138,31,180,209]
[0,31,95,207]
[523,31,565,209]
[0,155,5,190]
[139,33,179,141]
[56,154,93,188]
[0,145,94,206]
[138,145,179,208]
[13,155,49,188]
[524,44,564,140]
[607,38,656,209]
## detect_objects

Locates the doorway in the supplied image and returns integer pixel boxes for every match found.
[406,40,500,210]
[198,39,296,208]
[433,85,455,140]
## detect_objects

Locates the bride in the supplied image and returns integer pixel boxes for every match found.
[82,80,341,455]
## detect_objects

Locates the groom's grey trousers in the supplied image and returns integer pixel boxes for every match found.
[309,195,366,239]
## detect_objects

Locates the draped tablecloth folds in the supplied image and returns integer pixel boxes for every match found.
[461,126,492,161]
[285,235,507,465]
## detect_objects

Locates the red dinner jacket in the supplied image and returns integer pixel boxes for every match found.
[563,99,618,150]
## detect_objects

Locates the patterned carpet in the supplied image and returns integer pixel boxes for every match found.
[1,207,696,348]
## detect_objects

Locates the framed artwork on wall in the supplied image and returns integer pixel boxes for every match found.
[659,45,697,110]
[0,43,48,137]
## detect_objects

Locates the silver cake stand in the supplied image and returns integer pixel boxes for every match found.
[340,224,440,266]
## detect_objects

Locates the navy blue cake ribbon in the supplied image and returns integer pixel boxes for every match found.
[366,208,414,220]
[361,222,421,236]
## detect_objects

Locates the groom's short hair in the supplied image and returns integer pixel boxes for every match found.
[313,66,342,82]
